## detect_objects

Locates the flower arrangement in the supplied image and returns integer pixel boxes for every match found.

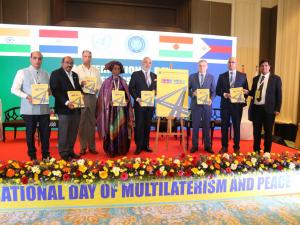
[0,152,299,185]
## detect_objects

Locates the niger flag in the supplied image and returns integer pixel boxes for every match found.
[159,35,193,58]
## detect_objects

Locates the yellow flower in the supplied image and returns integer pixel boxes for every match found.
[260,164,265,169]
[199,170,205,176]
[246,161,252,167]
[99,171,108,179]
[139,170,145,175]
[273,164,277,168]
[12,162,20,169]
[191,167,199,175]
[216,170,220,175]
[79,165,87,173]
[83,175,87,178]
[129,173,134,177]
[225,162,230,167]
[210,165,214,170]
[51,177,56,181]
[133,163,140,169]
[20,170,25,175]
[162,171,167,176]
[88,160,93,166]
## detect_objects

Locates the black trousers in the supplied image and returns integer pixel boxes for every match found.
[252,105,275,152]
[134,106,154,149]
[23,114,50,158]
[221,104,243,149]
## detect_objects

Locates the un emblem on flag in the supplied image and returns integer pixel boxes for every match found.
[128,36,146,53]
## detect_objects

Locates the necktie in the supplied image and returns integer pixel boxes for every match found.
[229,71,234,88]
[256,75,265,102]
[200,74,204,87]
[145,72,151,87]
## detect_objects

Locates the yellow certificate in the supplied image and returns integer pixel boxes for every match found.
[82,77,97,94]
[196,89,210,105]
[112,90,127,107]
[230,87,245,103]
[67,91,85,108]
[141,91,155,107]
[31,84,49,105]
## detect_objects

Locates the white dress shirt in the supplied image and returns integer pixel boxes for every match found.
[73,64,102,92]
[254,73,270,105]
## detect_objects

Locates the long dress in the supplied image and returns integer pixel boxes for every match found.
[96,75,133,157]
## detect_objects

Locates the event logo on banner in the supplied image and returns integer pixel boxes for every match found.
[156,68,189,117]
[0,172,299,209]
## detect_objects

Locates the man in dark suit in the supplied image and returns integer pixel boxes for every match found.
[216,57,249,154]
[129,57,157,155]
[50,56,82,160]
[189,59,215,154]
[249,60,282,152]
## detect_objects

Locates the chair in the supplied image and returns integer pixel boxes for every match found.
[2,107,25,142]
[211,108,232,141]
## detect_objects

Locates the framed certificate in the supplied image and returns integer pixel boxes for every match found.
[67,91,85,108]
[196,89,210,105]
[141,91,155,107]
[230,87,245,103]
[82,77,97,94]
[31,84,49,105]
[112,90,127,107]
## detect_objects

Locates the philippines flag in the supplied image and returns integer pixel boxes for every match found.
[38,29,78,54]
[201,38,233,60]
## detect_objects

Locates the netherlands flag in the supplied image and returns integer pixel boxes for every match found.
[201,38,232,60]
[39,29,78,54]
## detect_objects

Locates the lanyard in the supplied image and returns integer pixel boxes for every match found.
[113,79,119,90]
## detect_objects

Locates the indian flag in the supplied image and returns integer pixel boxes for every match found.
[159,35,193,58]
[0,28,31,53]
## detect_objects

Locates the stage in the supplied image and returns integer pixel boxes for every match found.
[0,130,298,161]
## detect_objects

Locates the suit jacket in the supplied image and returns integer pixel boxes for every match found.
[216,71,249,108]
[248,74,282,120]
[50,67,82,114]
[129,70,157,108]
[188,72,216,110]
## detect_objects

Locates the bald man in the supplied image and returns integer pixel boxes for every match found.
[216,57,249,154]
[11,51,50,161]
[50,56,82,160]
[129,57,157,155]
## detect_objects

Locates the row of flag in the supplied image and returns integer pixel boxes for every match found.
[0,27,233,60]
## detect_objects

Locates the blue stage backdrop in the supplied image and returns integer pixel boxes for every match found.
[0,24,236,116]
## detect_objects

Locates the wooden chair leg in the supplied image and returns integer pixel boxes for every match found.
[2,126,6,142]
[155,118,160,152]
[14,127,17,139]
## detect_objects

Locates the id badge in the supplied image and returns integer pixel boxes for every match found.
[255,90,261,99]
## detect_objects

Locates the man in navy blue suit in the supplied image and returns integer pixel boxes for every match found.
[189,59,216,154]
[248,60,282,152]
[216,57,249,154]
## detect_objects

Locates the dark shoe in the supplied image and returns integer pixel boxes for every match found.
[30,155,37,161]
[134,148,142,155]
[70,153,80,159]
[204,147,214,154]
[61,156,70,161]
[80,149,87,155]
[144,147,153,153]
[234,148,240,154]
[190,147,198,153]
[89,149,99,155]
[219,147,228,154]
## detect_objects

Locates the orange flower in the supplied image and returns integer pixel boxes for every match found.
[6,168,15,177]
[214,163,220,170]
[146,165,153,173]
[62,167,70,173]
[43,170,51,176]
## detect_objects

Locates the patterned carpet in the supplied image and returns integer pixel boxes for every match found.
[1,195,300,225]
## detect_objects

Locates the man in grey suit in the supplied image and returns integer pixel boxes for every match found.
[188,59,216,154]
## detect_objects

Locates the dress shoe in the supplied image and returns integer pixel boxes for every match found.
[219,147,228,154]
[70,153,80,159]
[204,147,214,154]
[30,155,37,161]
[89,149,99,155]
[134,148,142,155]
[144,147,153,153]
[80,149,87,155]
[190,147,198,153]
[234,148,240,154]
[61,156,70,161]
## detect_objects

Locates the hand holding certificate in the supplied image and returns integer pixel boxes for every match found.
[141,91,155,107]
[230,87,245,103]
[196,89,210,105]
[31,84,49,104]
[67,91,85,108]
[112,90,127,106]
[82,77,97,94]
